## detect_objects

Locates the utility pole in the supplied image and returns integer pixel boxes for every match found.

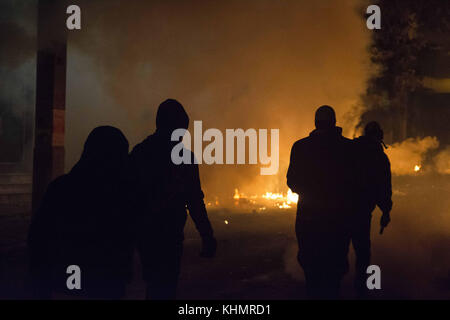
[32,0,68,213]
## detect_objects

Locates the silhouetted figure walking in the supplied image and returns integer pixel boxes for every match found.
[130,99,216,300]
[287,105,358,299]
[28,126,135,299]
[352,121,392,297]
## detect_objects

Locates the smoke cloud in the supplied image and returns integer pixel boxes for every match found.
[0,0,37,167]
[66,0,372,197]
[435,147,450,175]
[386,137,439,175]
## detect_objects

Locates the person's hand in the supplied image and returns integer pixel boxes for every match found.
[200,236,217,258]
[379,212,391,234]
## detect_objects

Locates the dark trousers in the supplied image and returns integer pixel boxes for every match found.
[138,239,184,300]
[296,214,351,300]
[351,213,372,296]
[303,270,343,299]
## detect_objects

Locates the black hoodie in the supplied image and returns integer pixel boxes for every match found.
[354,135,393,214]
[287,126,359,218]
[28,126,135,298]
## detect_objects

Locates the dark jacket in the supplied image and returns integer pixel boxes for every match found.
[28,126,135,298]
[354,135,392,214]
[287,127,359,219]
[287,126,358,278]
[129,132,214,243]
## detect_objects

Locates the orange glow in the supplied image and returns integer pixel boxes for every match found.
[233,188,299,209]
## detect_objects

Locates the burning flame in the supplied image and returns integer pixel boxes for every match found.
[287,189,299,204]
[233,188,299,209]
[233,188,240,200]
[414,165,421,172]
[262,192,284,200]
[206,198,220,207]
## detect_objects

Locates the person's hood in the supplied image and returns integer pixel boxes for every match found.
[354,135,384,152]
[70,126,129,179]
[155,99,189,135]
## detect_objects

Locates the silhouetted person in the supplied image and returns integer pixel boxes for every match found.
[287,105,358,299]
[28,126,135,299]
[352,121,392,297]
[130,99,216,300]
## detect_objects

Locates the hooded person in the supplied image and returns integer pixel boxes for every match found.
[287,105,358,299]
[28,126,135,299]
[129,99,216,300]
[352,121,392,297]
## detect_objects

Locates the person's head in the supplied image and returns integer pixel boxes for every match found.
[364,121,383,142]
[156,99,189,137]
[314,105,336,130]
[77,126,129,175]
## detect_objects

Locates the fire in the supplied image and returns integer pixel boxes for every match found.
[287,189,299,203]
[262,192,284,200]
[414,165,421,172]
[207,188,300,211]
[278,202,292,209]
[233,188,299,209]
[206,197,220,207]
[233,188,240,200]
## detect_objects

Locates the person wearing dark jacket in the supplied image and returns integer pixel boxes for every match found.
[287,105,358,299]
[352,121,392,297]
[28,126,135,299]
[129,99,216,300]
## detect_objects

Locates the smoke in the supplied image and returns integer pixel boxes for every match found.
[66,0,372,197]
[0,0,37,166]
[0,0,37,116]
[0,0,448,299]
[382,137,450,176]
[385,136,439,175]
[423,77,450,94]
[281,173,450,298]
[357,0,449,178]
[435,147,450,175]
[358,0,450,145]
[0,1,36,69]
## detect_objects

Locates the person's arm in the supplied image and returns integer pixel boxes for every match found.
[377,153,393,214]
[287,142,299,193]
[186,163,216,257]
[377,153,393,231]
[287,141,306,194]
[186,163,214,238]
